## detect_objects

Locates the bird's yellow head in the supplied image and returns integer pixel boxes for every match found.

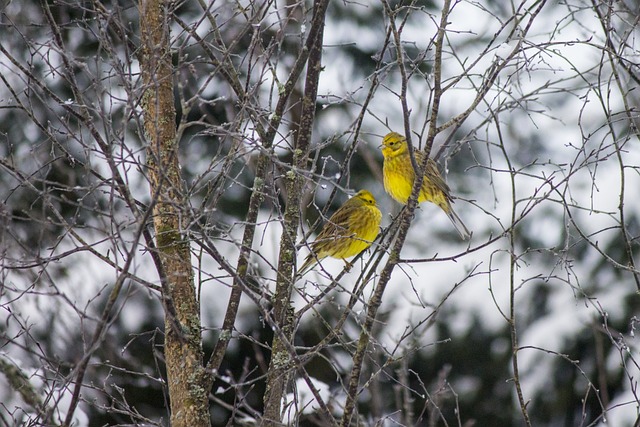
[381,132,408,159]
[352,189,377,207]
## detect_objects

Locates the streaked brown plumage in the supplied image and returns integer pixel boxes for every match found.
[299,190,382,275]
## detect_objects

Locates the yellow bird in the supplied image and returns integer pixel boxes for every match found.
[381,131,471,240]
[299,190,382,275]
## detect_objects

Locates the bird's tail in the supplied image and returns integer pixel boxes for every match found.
[297,254,318,278]
[446,205,471,240]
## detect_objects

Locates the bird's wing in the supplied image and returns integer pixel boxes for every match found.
[425,158,451,195]
[314,206,354,243]
[412,149,451,194]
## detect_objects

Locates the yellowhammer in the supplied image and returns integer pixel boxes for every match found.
[381,131,471,239]
[299,190,382,275]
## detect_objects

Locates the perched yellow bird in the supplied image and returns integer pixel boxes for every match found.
[299,190,382,275]
[381,131,471,240]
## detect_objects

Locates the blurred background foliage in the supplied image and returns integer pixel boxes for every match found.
[1,0,639,425]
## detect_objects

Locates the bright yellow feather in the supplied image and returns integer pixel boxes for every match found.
[381,131,471,239]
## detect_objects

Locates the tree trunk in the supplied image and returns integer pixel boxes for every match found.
[139,1,210,426]
[261,1,329,424]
